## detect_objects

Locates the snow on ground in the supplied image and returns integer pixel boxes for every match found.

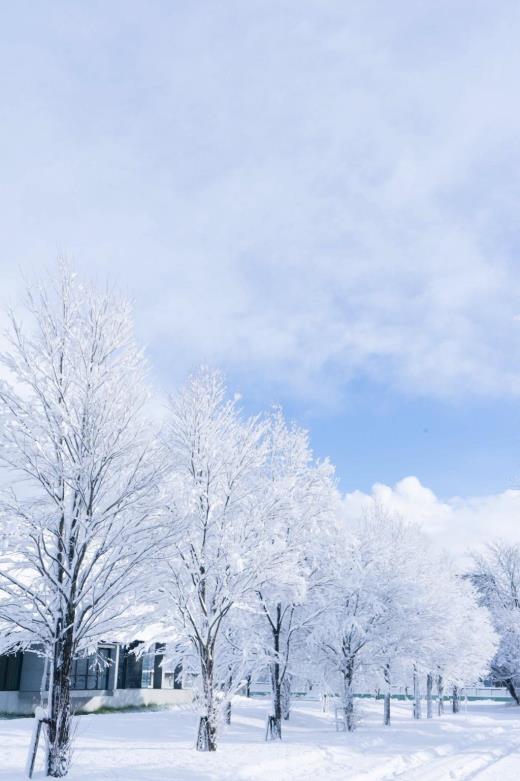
[1,697,520,781]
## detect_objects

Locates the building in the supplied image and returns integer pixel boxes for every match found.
[0,642,190,716]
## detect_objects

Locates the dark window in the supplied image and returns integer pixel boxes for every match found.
[153,644,165,690]
[141,651,155,688]
[70,648,113,691]
[141,643,166,689]
[118,642,143,689]
[115,642,166,689]
[117,645,127,689]
[0,653,22,691]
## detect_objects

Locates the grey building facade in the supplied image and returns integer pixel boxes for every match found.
[0,643,189,715]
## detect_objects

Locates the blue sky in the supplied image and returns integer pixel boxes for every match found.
[2,1,520,548]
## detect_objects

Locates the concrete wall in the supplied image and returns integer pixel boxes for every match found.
[74,688,192,712]
[0,691,28,715]
[0,687,192,716]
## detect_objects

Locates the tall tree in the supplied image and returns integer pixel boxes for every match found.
[253,409,337,740]
[310,514,407,732]
[0,266,162,777]
[159,370,283,751]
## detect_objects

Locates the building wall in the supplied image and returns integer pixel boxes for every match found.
[0,643,191,716]
[0,691,27,715]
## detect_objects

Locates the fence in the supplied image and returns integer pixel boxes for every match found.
[249,684,512,702]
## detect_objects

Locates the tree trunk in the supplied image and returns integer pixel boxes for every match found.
[196,711,217,751]
[412,668,421,719]
[505,679,520,705]
[437,674,444,716]
[46,627,74,777]
[196,716,217,751]
[384,691,391,726]
[452,685,460,714]
[268,661,282,740]
[426,673,433,719]
[267,604,283,740]
[383,664,391,726]
[343,669,355,732]
[223,673,232,725]
[197,650,217,751]
[265,714,282,740]
[281,674,291,721]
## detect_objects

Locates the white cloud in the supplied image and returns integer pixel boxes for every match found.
[1,3,520,404]
[343,476,520,560]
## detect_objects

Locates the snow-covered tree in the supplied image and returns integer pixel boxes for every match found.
[372,533,496,726]
[253,409,337,740]
[0,266,163,777]
[310,513,411,731]
[366,517,432,727]
[391,553,495,721]
[311,507,497,731]
[158,370,285,751]
[470,542,520,703]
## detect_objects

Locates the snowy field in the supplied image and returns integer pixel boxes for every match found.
[2,697,520,781]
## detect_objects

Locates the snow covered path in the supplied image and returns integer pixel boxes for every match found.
[1,697,520,781]
[384,732,520,781]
